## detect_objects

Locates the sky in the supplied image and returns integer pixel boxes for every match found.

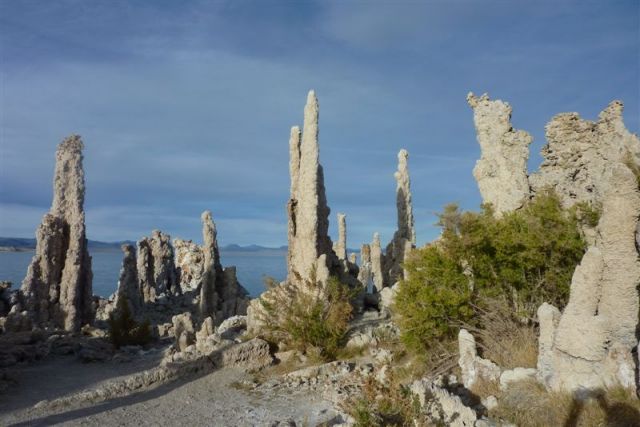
[0,0,638,248]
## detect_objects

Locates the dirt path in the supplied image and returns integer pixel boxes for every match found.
[0,354,341,426]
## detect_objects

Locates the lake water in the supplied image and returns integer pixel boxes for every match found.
[0,249,287,298]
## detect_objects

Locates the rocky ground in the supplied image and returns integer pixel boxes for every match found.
[0,350,342,427]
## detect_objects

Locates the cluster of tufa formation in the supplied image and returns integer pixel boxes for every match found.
[468,94,640,393]
[363,148,416,297]
[108,211,249,326]
[531,103,640,392]
[20,135,93,332]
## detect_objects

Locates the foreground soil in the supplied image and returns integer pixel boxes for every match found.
[0,353,340,426]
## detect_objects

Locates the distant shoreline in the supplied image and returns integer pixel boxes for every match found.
[0,246,288,256]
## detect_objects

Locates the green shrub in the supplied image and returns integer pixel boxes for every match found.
[108,296,153,349]
[396,190,587,352]
[395,245,473,352]
[259,272,356,360]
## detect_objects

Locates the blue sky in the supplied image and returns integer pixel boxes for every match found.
[1,0,638,247]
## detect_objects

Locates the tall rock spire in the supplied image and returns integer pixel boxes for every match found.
[200,210,221,319]
[334,213,347,261]
[382,149,416,286]
[287,90,334,282]
[21,135,93,331]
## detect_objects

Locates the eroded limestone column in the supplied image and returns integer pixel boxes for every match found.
[467,93,532,215]
[21,135,93,331]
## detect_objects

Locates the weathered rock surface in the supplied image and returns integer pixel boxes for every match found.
[370,233,384,292]
[113,244,142,315]
[530,100,640,210]
[248,91,357,332]
[286,91,337,284]
[200,210,221,320]
[458,329,501,388]
[467,93,532,215]
[333,213,347,261]
[173,239,205,292]
[21,135,93,331]
[410,377,479,426]
[199,211,250,324]
[537,163,640,392]
[499,367,537,390]
[357,244,372,290]
[382,149,416,286]
[137,230,178,303]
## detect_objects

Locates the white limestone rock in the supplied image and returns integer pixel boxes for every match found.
[499,367,537,390]
[538,163,640,392]
[467,93,532,215]
[383,149,416,286]
[173,239,205,292]
[458,329,501,388]
[137,230,177,303]
[21,135,93,331]
[370,233,384,293]
[410,377,478,426]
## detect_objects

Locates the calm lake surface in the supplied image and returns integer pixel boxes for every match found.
[0,249,287,298]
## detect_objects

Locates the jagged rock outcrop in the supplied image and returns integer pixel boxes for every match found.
[113,244,142,315]
[173,239,205,292]
[172,312,195,352]
[467,93,532,215]
[199,211,250,324]
[382,149,416,287]
[537,163,640,392]
[20,135,93,331]
[410,377,479,426]
[136,230,177,303]
[530,101,640,210]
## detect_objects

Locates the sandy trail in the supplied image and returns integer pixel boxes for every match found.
[0,354,339,426]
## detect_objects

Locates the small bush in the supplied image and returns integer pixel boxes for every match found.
[395,244,473,352]
[341,370,425,427]
[396,190,586,352]
[108,296,152,349]
[259,271,356,360]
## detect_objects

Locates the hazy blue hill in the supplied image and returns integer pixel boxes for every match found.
[0,237,134,251]
[0,238,356,253]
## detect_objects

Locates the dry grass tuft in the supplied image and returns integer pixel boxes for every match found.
[491,379,640,427]
[461,296,538,369]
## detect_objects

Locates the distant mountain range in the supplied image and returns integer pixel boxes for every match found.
[0,238,363,254]
[0,237,288,253]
